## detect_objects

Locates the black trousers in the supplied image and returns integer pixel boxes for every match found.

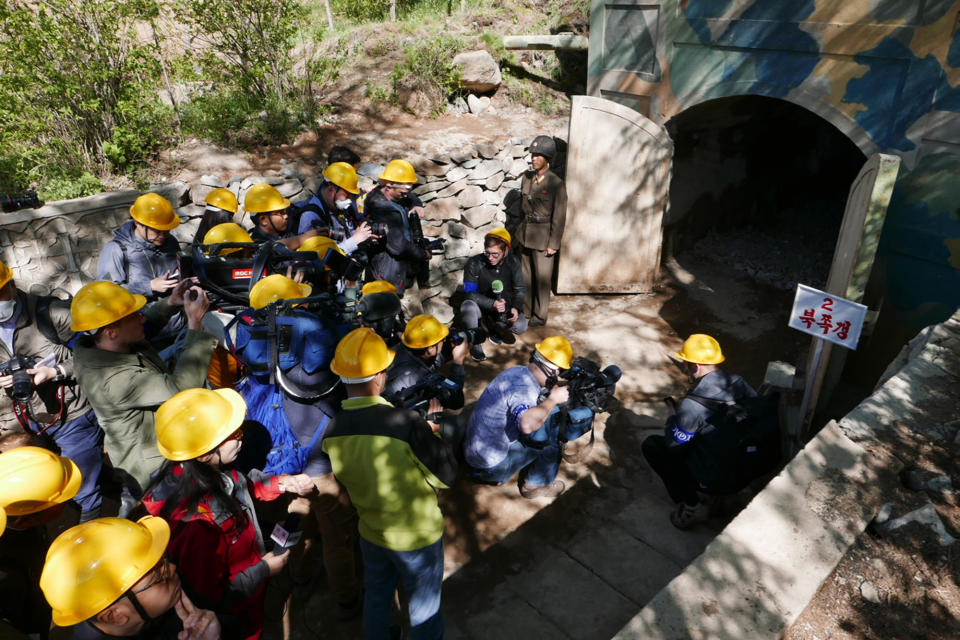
[641,435,700,506]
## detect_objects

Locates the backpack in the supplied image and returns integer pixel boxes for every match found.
[34,295,75,348]
[686,392,782,493]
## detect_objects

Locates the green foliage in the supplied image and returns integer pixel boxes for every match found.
[0,0,171,194]
[331,0,468,23]
[390,35,464,116]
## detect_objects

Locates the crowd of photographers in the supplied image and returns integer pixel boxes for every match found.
[0,138,632,640]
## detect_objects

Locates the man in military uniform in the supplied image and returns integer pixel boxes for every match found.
[513,135,566,327]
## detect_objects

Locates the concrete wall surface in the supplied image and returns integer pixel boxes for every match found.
[613,421,893,639]
[588,0,960,338]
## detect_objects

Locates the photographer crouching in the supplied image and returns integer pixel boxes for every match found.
[383,314,475,448]
[464,337,620,499]
[0,260,105,521]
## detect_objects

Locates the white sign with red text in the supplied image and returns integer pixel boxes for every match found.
[788,284,867,350]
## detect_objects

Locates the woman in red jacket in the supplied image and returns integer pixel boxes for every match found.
[143,387,312,639]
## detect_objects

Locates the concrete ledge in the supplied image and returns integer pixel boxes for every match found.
[614,421,895,639]
[503,34,589,51]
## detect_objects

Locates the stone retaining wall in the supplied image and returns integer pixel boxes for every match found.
[0,137,560,321]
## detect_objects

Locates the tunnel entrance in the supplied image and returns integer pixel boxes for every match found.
[663,95,867,292]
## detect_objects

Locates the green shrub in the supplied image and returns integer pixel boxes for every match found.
[390,35,464,116]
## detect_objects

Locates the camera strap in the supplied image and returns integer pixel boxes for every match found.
[13,384,66,435]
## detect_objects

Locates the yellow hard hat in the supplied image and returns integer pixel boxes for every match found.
[674,334,725,365]
[298,235,345,267]
[155,388,246,461]
[40,516,169,626]
[70,281,146,332]
[244,183,291,215]
[130,193,180,231]
[484,227,511,249]
[535,336,573,370]
[323,162,361,195]
[402,314,450,349]
[204,187,239,214]
[0,446,82,518]
[361,280,397,295]
[378,159,418,184]
[0,260,13,289]
[248,274,312,310]
[203,222,252,255]
[330,328,396,379]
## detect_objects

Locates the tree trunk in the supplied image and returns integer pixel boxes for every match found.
[323,0,334,29]
[389,0,396,22]
[461,0,466,12]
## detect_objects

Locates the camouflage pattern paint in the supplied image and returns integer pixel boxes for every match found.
[588,0,960,331]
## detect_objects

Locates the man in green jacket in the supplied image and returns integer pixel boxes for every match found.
[71,279,216,515]
[323,328,457,640]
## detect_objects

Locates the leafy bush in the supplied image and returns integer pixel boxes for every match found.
[390,35,464,116]
[0,0,171,195]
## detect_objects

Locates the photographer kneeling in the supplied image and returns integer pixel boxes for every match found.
[464,337,573,499]
[383,314,470,448]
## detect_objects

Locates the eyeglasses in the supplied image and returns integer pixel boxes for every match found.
[132,557,173,595]
[484,251,502,258]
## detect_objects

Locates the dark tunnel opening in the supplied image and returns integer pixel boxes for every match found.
[662,95,867,292]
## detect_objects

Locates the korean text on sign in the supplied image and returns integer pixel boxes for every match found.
[788,284,868,350]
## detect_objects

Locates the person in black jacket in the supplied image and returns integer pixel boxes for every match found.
[384,314,469,416]
[459,227,527,362]
[362,159,430,296]
[642,334,756,530]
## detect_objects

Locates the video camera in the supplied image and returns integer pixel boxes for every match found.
[309,222,387,243]
[383,373,460,419]
[449,326,487,347]
[0,354,37,402]
[1,189,43,213]
[558,357,622,414]
[408,212,445,256]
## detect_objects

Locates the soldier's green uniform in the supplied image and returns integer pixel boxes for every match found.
[515,167,566,325]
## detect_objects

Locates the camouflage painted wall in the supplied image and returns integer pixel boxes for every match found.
[588,0,960,331]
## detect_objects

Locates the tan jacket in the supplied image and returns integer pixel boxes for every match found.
[515,169,567,251]
[0,291,89,434]
[73,301,217,492]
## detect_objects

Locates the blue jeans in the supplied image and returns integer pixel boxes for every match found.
[36,409,104,518]
[472,438,560,488]
[359,537,444,640]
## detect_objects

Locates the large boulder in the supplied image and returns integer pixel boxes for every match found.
[452,50,502,92]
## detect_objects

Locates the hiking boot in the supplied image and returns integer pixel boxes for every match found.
[670,501,709,530]
[470,344,486,362]
[519,480,565,499]
[496,324,517,344]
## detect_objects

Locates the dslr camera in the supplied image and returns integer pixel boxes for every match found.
[449,326,487,347]
[383,373,460,419]
[0,354,37,402]
[1,189,43,213]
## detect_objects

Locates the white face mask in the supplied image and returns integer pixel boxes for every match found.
[335,198,352,211]
[0,299,17,323]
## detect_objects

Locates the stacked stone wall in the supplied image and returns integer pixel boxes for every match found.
[0,138,559,323]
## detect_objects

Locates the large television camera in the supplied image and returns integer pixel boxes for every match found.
[383,373,460,420]
[559,356,622,414]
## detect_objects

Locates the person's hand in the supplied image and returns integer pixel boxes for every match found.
[279,474,315,496]
[351,222,375,244]
[167,278,201,307]
[262,550,291,576]
[175,591,221,640]
[548,384,570,405]
[284,265,305,283]
[410,206,424,218]
[544,248,557,257]
[450,338,470,364]
[493,299,506,313]
[28,366,58,385]
[183,287,210,330]
[0,374,13,388]
[509,308,519,323]
[151,270,179,294]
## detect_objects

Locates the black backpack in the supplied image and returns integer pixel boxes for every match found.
[34,295,74,347]
[686,392,782,493]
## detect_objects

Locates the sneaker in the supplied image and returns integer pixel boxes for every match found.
[470,344,486,362]
[488,333,503,346]
[518,480,565,499]
[670,501,709,530]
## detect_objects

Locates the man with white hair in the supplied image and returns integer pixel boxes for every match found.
[464,336,573,499]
